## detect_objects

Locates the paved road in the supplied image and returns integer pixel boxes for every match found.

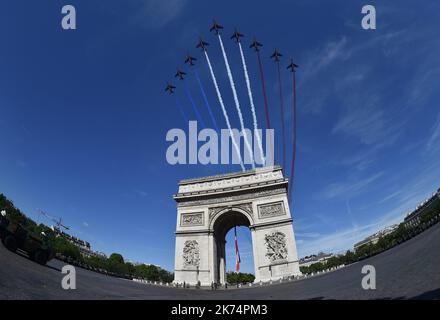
[1,222,440,299]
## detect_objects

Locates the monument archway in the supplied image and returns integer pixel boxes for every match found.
[173,166,301,286]
[211,208,252,284]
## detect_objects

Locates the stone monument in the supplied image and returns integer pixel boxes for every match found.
[173,166,301,286]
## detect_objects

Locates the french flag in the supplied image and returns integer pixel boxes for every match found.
[234,227,241,272]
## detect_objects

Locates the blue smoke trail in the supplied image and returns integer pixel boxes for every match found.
[184,82,206,129]
[174,96,188,123]
[194,70,219,132]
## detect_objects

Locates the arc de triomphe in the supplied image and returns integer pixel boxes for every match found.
[173,166,301,286]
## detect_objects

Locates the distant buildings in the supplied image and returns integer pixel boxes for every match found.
[299,252,333,267]
[404,188,440,228]
[126,260,161,268]
[53,226,106,259]
[354,224,399,251]
[354,187,440,251]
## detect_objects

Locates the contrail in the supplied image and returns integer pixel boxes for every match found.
[288,67,297,201]
[184,81,206,128]
[194,70,219,131]
[255,50,274,165]
[238,42,265,165]
[174,96,189,123]
[218,34,255,169]
[204,50,245,171]
[276,61,286,171]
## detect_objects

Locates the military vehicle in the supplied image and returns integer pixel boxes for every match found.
[0,212,54,265]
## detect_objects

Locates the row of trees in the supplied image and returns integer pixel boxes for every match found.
[226,272,255,285]
[0,193,174,283]
[300,199,440,275]
[77,253,173,282]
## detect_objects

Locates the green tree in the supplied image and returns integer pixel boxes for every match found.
[134,264,163,281]
[376,236,390,251]
[299,266,309,274]
[84,255,107,270]
[158,268,174,283]
[226,272,255,284]
[344,250,356,264]
[52,236,81,261]
[109,253,124,264]
[107,253,129,275]
[125,262,135,275]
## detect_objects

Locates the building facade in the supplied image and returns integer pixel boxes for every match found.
[299,252,334,268]
[354,224,399,251]
[404,189,440,228]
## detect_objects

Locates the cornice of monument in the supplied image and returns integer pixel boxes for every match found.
[174,179,288,202]
[176,186,287,207]
[178,165,283,185]
[174,166,287,199]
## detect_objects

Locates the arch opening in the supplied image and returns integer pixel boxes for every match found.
[212,210,253,284]
[225,226,255,280]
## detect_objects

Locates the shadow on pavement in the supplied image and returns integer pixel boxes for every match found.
[411,288,440,300]
[45,261,62,272]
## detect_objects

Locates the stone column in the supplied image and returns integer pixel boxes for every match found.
[209,233,216,284]
[219,240,226,284]
[251,228,260,282]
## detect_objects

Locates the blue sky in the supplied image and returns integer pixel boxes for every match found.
[1,1,439,274]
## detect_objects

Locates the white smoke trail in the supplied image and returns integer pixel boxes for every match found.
[238,42,265,165]
[218,35,255,169]
[204,50,245,171]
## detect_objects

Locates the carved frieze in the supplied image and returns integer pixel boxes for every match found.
[178,170,283,194]
[182,240,200,267]
[208,207,227,219]
[265,231,288,262]
[178,188,286,208]
[237,203,253,216]
[258,201,285,219]
[180,212,204,227]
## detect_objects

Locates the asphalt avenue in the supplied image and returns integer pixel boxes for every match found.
[1,222,440,299]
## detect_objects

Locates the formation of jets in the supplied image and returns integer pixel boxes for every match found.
[250,38,263,52]
[210,20,224,35]
[196,38,209,51]
[287,58,299,72]
[165,83,176,94]
[184,54,197,66]
[175,69,187,80]
[165,20,298,94]
[270,49,283,62]
[230,28,244,43]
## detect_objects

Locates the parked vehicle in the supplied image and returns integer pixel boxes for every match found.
[0,214,54,265]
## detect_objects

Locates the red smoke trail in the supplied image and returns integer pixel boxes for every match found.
[276,61,286,171]
[256,51,274,165]
[288,69,297,201]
